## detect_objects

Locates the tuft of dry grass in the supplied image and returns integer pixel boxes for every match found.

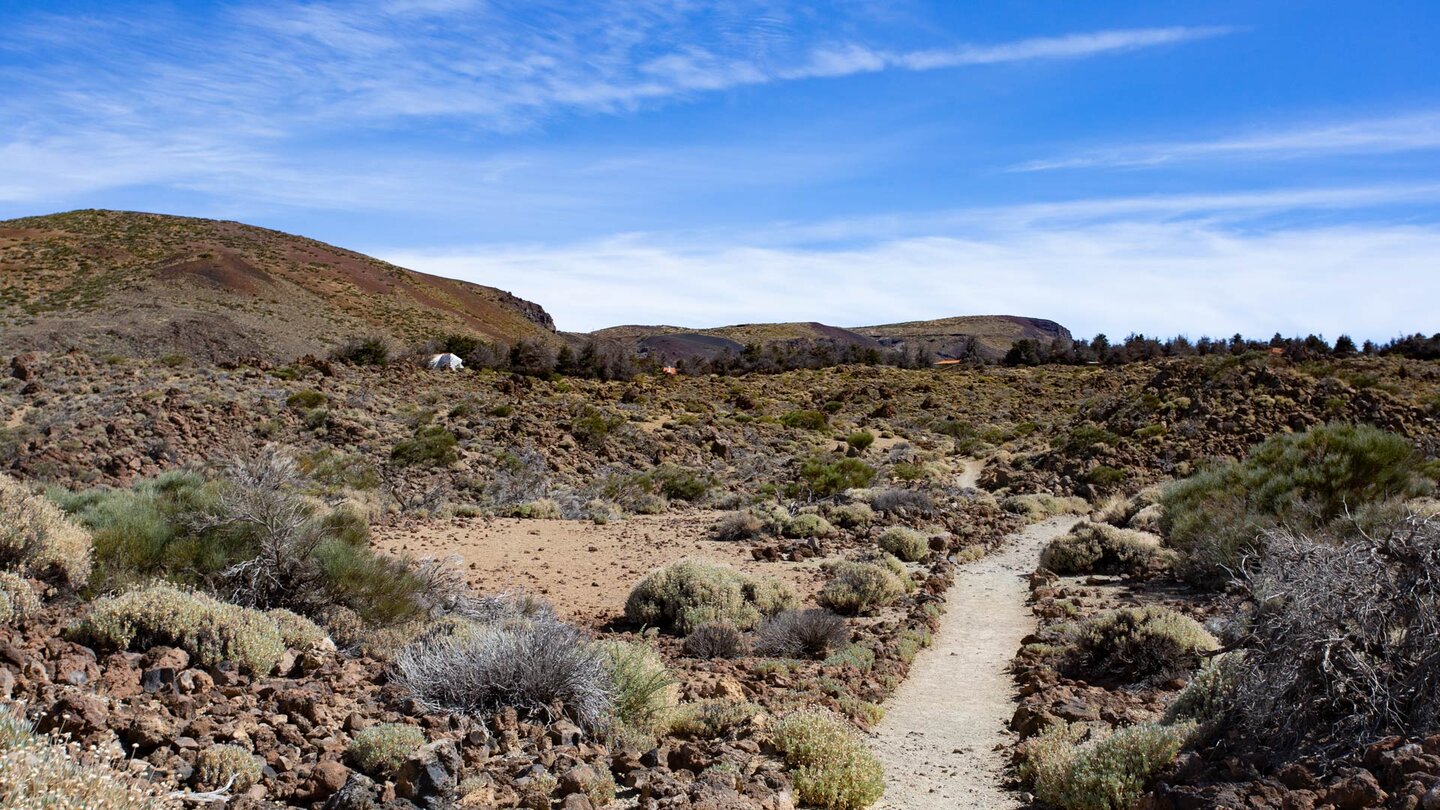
[0,473,91,588]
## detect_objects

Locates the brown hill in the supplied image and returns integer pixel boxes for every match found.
[0,209,555,362]
[855,315,1073,361]
[591,322,886,362]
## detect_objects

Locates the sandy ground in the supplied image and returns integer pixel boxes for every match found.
[870,515,1082,810]
[373,511,826,626]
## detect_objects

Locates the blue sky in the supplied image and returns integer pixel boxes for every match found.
[3,1,1438,339]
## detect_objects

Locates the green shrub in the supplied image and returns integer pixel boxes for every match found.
[817,561,905,615]
[1087,465,1128,490]
[1062,424,1121,456]
[877,526,928,562]
[0,473,92,588]
[1162,423,1434,587]
[784,513,835,539]
[1066,606,1217,685]
[598,639,677,735]
[781,410,829,430]
[1021,721,1193,810]
[332,336,389,366]
[846,431,875,451]
[60,465,425,625]
[391,426,459,467]
[348,723,425,777]
[300,450,379,491]
[1039,521,1176,576]
[826,503,875,529]
[772,711,885,810]
[625,559,797,633]
[823,643,876,672]
[1163,653,1243,730]
[666,700,761,739]
[652,465,712,502]
[572,406,626,449]
[267,608,332,650]
[798,457,877,498]
[285,389,327,410]
[194,744,263,792]
[74,582,287,674]
[0,570,39,623]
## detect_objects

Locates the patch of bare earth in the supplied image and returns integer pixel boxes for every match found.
[870,516,1082,810]
[372,511,826,627]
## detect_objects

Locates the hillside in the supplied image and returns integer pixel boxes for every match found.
[0,210,556,361]
[593,322,886,363]
[594,316,1071,363]
[855,315,1073,361]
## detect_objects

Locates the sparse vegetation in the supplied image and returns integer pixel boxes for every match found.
[1064,606,1218,685]
[818,560,906,615]
[73,582,289,674]
[1039,521,1175,575]
[752,609,849,659]
[348,723,426,777]
[1162,423,1434,587]
[772,711,885,810]
[1021,720,1193,810]
[0,472,92,588]
[682,621,746,659]
[877,526,928,562]
[394,617,613,731]
[624,559,797,633]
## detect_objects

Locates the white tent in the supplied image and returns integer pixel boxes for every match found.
[427,353,464,371]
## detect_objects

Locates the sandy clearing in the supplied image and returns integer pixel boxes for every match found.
[870,515,1082,810]
[372,511,827,627]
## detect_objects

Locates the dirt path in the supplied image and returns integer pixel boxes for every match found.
[870,515,1082,809]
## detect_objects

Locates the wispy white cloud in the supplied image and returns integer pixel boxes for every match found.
[1014,111,1440,171]
[381,185,1440,340]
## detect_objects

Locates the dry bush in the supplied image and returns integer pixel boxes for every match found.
[624,559,797,634]
[1065,606,1217,685]
[753,609,849,659]
[75,582,286,674]
[0,570,39,624]
[0,473,91,588]
[0,705,173,808]
[1002,493,1090,522]
[348,723,425,778]
[771,711,885,810]
[1039,521,1176,576]
[194,744,263,792]
[1020,720,1193,810]
[877,526,928,562]
[682,621,746,659]
[1226,515,1440,762]
[868,488,934,516]
[393,618,612,731]
[712,511,764,541]
[817,561,905,615]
